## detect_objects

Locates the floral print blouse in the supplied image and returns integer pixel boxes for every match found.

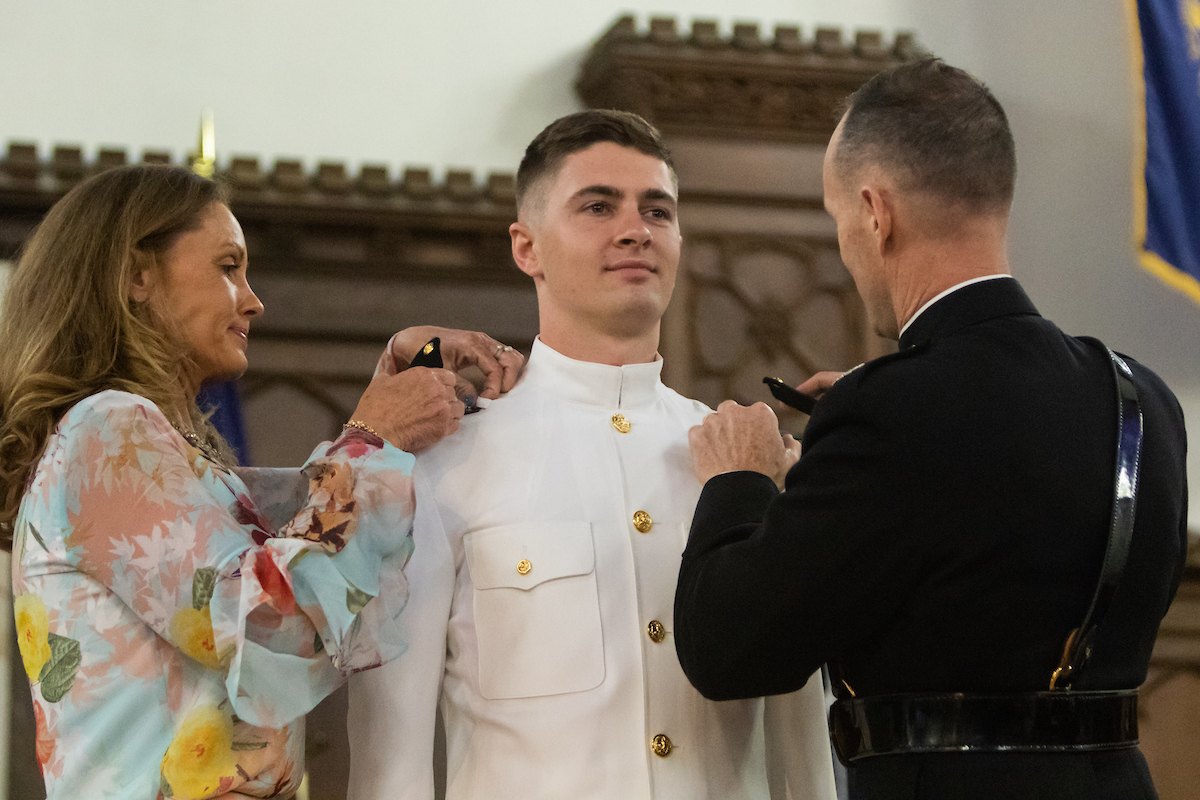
[12,390,416,799]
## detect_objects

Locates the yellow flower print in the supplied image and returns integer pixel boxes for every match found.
[160,706,238,799]
[169,607,221,670]
[15,593,51,682]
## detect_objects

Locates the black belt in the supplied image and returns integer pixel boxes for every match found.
[830,690,1139,763]
[830,344,1145,765]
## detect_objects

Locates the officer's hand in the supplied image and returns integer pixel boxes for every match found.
[795,370,844,401]
[779,433,802,490]
[688,400,793,486]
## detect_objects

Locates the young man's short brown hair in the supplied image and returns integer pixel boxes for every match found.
[515,109,675,212]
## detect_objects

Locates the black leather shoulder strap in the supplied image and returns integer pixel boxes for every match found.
[1051,343,1144,689]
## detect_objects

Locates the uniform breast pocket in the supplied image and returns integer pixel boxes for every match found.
[463,522,605,700]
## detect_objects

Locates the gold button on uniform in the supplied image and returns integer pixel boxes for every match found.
[421,342,434,355]
[651,733,673,757]
[647,620,666,643]
[611,413,631,433]
[516,559,532,575]
[632,510,653,533]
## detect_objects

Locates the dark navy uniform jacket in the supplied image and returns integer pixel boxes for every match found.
[675,278,1188,799]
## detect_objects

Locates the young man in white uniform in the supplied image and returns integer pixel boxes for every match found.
[347,110,836,800]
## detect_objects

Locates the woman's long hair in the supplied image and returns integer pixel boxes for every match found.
[0,165,231,549]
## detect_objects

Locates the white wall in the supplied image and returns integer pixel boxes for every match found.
[3,0,1198,524]
[1,0,909,175]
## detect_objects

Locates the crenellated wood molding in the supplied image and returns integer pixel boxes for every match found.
[0,143,522,285]
[578,15,925,144]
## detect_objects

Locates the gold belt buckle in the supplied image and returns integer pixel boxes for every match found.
[1049,628,1079,690]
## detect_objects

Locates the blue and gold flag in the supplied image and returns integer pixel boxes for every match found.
[1131,0,1200,304]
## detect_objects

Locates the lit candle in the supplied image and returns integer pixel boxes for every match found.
[191,109,216,178]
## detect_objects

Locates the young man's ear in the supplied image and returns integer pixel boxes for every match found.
[509,222,543,280]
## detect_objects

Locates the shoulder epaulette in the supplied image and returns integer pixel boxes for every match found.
[848,342,931,385]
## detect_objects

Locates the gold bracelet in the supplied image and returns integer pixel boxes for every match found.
[343,419,380,437]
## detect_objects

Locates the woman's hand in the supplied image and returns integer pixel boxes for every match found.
[377,326,525,401]
[351,367,464,453]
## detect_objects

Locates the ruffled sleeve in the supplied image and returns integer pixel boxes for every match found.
[57,391,415,727]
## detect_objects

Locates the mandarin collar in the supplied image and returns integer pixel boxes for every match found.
[523,338,664,409]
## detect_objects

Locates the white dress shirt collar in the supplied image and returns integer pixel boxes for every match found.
[525,337,663,410]
[898,274,1013,340]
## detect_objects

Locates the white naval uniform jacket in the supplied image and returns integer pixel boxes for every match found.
[347,339,836,800]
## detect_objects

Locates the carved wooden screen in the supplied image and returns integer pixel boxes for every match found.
[672,233,872,431]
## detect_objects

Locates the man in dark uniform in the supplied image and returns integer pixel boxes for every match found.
[675,59,1188,800]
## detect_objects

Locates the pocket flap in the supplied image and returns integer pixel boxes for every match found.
[464,523,594,591]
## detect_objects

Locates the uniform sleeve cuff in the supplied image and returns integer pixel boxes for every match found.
[685,471,778,555]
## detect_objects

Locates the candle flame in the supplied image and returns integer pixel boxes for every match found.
[191,109,216,178]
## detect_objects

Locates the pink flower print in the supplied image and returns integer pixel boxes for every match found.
[328,429,382,458]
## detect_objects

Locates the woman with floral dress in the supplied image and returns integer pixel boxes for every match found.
[0,165,523,798]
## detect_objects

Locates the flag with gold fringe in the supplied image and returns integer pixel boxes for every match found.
[1131,0,1200,304]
